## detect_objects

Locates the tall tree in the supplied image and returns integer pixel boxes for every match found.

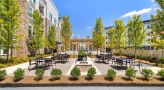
[92,18,105,54]
[87,35,90,39]
[114,19,126,54]
[61,16,72,51]
[107,28,117,52]
[149,0,164,49]
[45,25,57,54]
[0,0,22,62]
[30,10,44,56]
[127,15,147,59]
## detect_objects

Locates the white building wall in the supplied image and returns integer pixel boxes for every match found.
[45,0,59,27]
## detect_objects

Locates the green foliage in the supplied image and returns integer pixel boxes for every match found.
[158,58,164,64]
[141,68,154,80]
[107,69,116,80]
[51,68,62,78]
[0,64,5,68]
[78,50,84,56]
[0,0,22,62]
[149,0,164,49]
[35,69,45,80]
[127,15,147,59]
[61,16,72,50]
[92,18,105,54]
[30,10,44,55]
[113,52,120,56]
[157,69,164,80]
[87,67,96,79]
[70,66,80,80]
[125,68,136,79]
[45,25,57,52]
[13,68,25,81]
[0,69,7,80]
[108,19,126,54]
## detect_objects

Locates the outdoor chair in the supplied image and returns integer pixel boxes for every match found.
[111,56,117,65]
[28,60,37,71]
[131,60,143,71]
[116,60,127,70]
[44,57,53,68]
[96,55,102,62]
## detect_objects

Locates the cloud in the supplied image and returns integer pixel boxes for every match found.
[87,26,92,30]
[72,34,74,37]
[151,0,155,3]
[121,8,152,18]
[77,35,80,37]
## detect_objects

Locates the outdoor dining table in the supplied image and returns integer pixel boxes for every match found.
[57,54,69,62]
[35,57,51,68]
[116,58,133,68]
[100,53,110,60]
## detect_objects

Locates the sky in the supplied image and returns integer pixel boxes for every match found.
[53,0,159,38]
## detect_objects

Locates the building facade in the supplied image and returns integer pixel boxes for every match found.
[105,20,154,50]
[0,0,61,57]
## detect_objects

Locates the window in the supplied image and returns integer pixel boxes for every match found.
[28,7,33,17]
[33,0,36,4]
[49,23,52,26]
[147,25,150,29]
[54,18,56,24]
[28,25,33,35]
[49,12,52,20]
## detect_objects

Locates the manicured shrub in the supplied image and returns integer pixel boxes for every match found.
[157,69,164,80]
[125,68,136,79]
[70,66,80,80]
[13,68,25,81]
[107,69,116,80]
[0,69,7,80]
[35,69,45,80]
[87,67,96,79]
[158,58,164,64]
[114,53,120,56]
[0,64,5,68]
[51,68,62,79]
[141,68,154,80]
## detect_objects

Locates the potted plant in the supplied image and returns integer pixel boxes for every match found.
[78,50,85,61]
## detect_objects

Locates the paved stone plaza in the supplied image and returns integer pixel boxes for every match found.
[6,57,163,76]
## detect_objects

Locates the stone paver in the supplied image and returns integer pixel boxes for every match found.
[91,58,163,76]
[9,58,76,76]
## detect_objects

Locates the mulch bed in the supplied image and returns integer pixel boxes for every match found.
[0,75,164,87]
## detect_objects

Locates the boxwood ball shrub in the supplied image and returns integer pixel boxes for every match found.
[107,69,116,80]
[125,68,136,79]
[87,67,96,79]
[157,69,164,80]
[141,68,154,80]
[13,68,25,81]
[35,69,45,80]
[158,58,164,64]
[70,66,80,80]
[51,68,62,79]
[0,69,7,80]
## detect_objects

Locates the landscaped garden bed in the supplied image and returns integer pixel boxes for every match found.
[0,75,164,87]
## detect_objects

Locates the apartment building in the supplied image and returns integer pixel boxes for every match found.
[0,0,61,57]
[104,20,154,50]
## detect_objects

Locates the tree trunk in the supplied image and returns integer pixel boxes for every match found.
[10,48,13,62]
[7,48,9,63]
[134,49,137,59]
[97,49,98,55]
